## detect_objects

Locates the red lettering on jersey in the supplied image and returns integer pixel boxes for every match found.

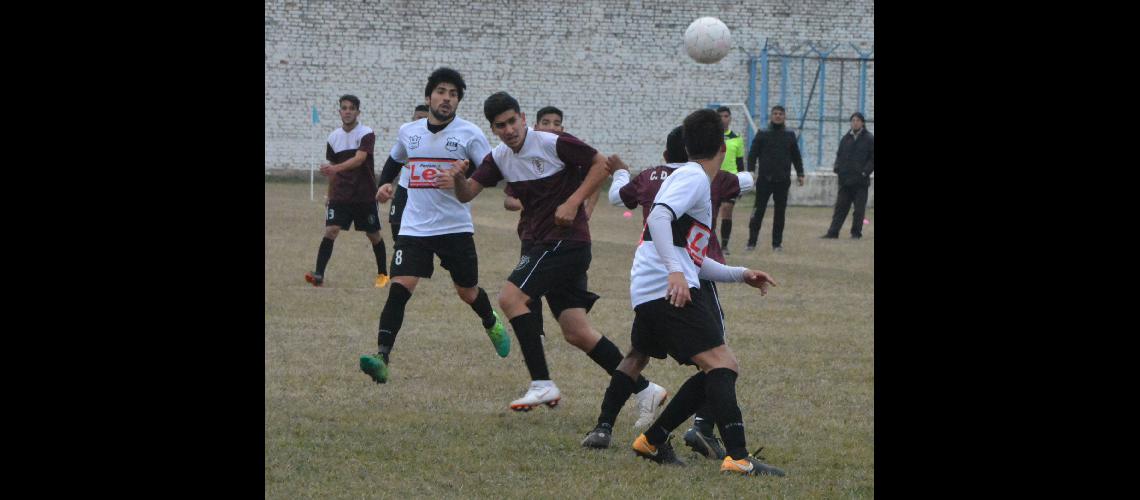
[686,225,712,266]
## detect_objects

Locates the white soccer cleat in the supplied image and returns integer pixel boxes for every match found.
[633,382,669,429]
[509,381,562,411]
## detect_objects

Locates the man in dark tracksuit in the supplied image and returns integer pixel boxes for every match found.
[745,105,804,252]
[823,112,875,239]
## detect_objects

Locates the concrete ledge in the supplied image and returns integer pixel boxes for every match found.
[786,171,874,207]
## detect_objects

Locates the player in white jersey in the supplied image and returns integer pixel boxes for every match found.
[609,109,785,476]
[438,92,667,417]
[376,104,430,241]
[359,68,510,385]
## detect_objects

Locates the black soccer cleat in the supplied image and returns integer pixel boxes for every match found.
[683,426,727,459]
[581,424,613,449]
[632,434,685,466]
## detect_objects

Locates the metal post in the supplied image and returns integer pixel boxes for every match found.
[838,60,845,144]
[747,55,757,149]
[811,44,839,170]
[759,41,770,128]
[780,55,789,107]
[799,57,805,164]
[851,44,874,117]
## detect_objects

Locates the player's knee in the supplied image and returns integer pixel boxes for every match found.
[499,285,524,309]
[324,226,341,239]
[455,285,477,303]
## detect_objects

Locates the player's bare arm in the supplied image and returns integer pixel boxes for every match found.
[555,152,609,226]
[606,154,630,173]
[666,272,691,308]
[742,269,777,295]
[320,150,368,176]
[376,183,394,202]
[441,159,484,202]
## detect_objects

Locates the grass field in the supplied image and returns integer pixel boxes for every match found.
[265,180,873,498]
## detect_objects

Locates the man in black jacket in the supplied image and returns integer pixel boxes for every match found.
[745,106,803,252]
[823,112,875,239]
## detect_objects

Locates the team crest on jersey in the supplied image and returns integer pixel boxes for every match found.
[445,137,459,152]
[515,255,531,271]
[408,135,421,150]
[533,159,544,173]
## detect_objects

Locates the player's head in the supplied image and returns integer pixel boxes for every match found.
[850,112,865,132]
[424,67,466,122]
[338,95,361,125]
[535,106,564,133]
[682,108,725,163]
[412,104,429,121]
[663,126,688,163]
[770,105,786,125]
[484,91,527,151]
[716,106,731,131]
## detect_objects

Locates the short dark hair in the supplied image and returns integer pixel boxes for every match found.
[682,109,724,160]
[339,95,360,110]
[850,112,865,122]
[716,106,730,115]
[414,104,429,113]
[484,91,521,123]
[424,67,466,101]
[664,126,688,163]
[771,105,786,113]
[535,106,563,122]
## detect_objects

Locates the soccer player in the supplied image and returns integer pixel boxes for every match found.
[715,106,746,254]
[378,104,431,242]
[582,125,753,453]
[501,106,564,335]
[304,95,389,289]
[358,68,510,385]
[599,109,785,476]
[438,92,667,416]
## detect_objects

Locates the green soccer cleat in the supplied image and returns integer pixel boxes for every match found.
[359,354,389,384]
[485,311,510,358]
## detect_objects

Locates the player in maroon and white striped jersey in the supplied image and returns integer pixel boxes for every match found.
[304,95,389,289]
[440,92,666,418]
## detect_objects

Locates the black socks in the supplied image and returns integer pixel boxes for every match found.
[315,237,334,275]
[597,370,637,427]
[377,282,412,352]
[706,368,747,460]
[646,371,707,446]
[372,240,387,275]
[509,312,549,380]
[469,288,497,329]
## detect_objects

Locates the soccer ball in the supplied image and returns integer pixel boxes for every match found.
[684,17,732,64]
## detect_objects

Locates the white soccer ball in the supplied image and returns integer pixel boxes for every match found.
[684,17,732,64]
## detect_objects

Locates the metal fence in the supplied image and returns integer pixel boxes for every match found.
[740,41,874,170]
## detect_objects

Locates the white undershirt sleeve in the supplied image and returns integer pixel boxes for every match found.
[609,169,631,206]
[647,205,683,274]
[698,257,747,283]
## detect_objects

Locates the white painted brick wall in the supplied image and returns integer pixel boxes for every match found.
[265,0,873,197]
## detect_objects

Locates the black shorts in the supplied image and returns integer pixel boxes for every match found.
[630,281,725,366]
[326,202,381,232]
[390,233,479,288]
[509,241,599,319]
[388,184,408,225]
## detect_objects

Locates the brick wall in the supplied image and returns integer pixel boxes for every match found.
[265,0,874,201]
